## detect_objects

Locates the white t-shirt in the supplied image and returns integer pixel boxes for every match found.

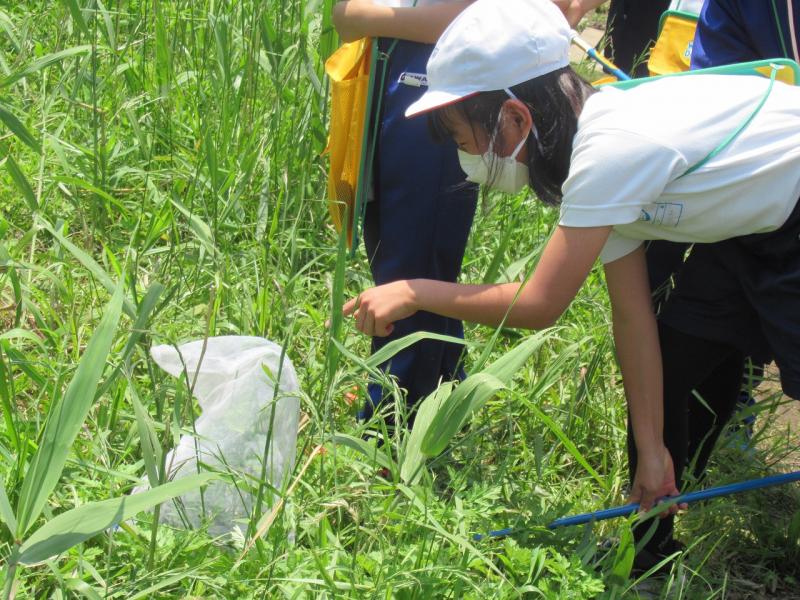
[669,0,705,14]
[559,74,800,264]
[374,0,452,6]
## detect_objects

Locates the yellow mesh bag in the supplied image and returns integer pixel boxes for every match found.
[648,11,699,76]
[324,38,372,245]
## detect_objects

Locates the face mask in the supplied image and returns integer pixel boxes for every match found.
[458,133,529,194]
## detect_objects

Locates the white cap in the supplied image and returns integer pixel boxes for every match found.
[405,0,572,117]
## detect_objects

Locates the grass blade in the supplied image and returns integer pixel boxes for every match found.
[15,284,124,536]
[0,476,16,535]
[2,45,91,88]
[14,473,216,565]
[0,101,41,153]
[38,218,136,318]
[57,0,90,37]
[400,381,455,483]
[4,148,38,211]
[419,332,556,457]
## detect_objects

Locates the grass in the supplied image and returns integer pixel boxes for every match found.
[1,1,799,598]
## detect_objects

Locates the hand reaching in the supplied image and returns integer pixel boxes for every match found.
[342,280,419,337]
[629,447,687,518]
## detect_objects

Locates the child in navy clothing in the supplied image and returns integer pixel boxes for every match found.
[333,1,478,424]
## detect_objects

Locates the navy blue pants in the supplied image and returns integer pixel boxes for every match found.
[359,40,478,421]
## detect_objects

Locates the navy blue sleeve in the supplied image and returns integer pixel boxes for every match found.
[691,0,759,68]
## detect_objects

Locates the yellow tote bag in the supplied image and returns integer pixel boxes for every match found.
[324,38,372,246]
[648,10,699,76]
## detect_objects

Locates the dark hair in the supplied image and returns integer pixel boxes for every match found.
[428,66,595,205]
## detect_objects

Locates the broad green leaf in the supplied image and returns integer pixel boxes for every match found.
[0,476,16,535]
[38,219,136,319]
[326,222,348,381]
[610,522,635,586]
[482,330,555,383]
[96,282,164,399]
[15,284,124,536]
[789,508,800,543]
[2,45,91,88]
[366,331,468,369]
[400,381,455,483]
[0,101,41,153]
[332,434,393,471]
[0,344,18,451]
[419,373,506,457]
[419,332,555,457]
[14,473,215,565]
[0,328,44,349]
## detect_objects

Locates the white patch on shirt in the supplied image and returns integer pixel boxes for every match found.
[399,72,428,88]
[639,202,683,226]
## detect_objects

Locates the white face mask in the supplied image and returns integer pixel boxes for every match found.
[457,133,529,194]
[457,91,533,194]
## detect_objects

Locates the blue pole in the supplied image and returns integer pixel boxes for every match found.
[570,33,632,82]
[473,470,800,541]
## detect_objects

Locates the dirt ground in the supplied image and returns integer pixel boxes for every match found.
[756,364,800,469]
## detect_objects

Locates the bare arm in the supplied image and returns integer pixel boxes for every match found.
[343,225,612,335]
[604,246,680,512]
[332,0,475,44]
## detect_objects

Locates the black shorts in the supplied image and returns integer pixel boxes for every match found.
[659,196,800,399]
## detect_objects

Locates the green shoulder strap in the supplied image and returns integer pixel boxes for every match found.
[601,58,800,90]
[680,64,780,177]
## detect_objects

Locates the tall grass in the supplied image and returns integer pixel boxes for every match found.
[0,1,798,597]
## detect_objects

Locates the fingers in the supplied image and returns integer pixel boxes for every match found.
[342,296,358,317]
[639,488,657,514]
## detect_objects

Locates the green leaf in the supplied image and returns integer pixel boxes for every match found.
[610,524,635,586]
[58,0,90,37]
[57,176,127,212]
[2,45,91,88]
[38,219,136,319]
[0,476,16,535]
[14,473,215,565]
[400,381,455,483]
[128,382,162,488]
[419,331,555,457]
[4,149,38,211]
[366,331,469,369]
[526,403,608,492]
[419,372,506,458]
[331,434,393,471]
[168,193,219,258]
[0,328,44,349]
[15,284,124,536]
[0,101,41,153]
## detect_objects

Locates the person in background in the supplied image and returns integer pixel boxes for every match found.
[332,1,478,427]
[556,0,671,76]
[623,0,800,572]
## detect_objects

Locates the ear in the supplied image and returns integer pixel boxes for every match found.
[501,98,533,138]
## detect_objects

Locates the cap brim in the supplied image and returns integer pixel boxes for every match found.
[405,89,480,118]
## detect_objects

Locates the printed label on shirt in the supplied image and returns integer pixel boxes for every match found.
[399,72,428,88]
[639,202,683,227]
